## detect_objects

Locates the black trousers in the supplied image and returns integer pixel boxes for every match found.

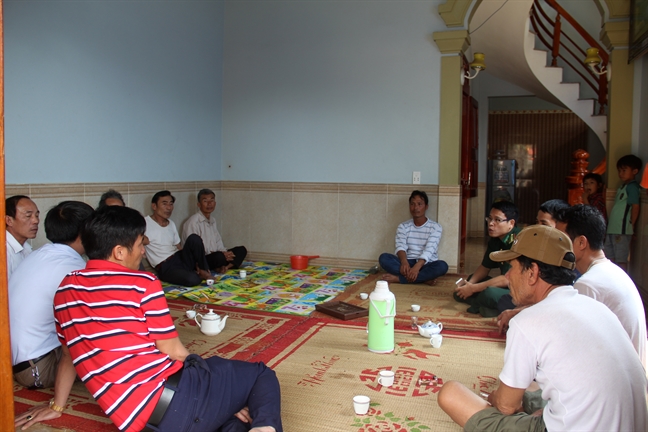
[157,234,210,286]
[206,246,247,270]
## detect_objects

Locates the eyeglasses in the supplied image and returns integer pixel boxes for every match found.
[485,216,510,224]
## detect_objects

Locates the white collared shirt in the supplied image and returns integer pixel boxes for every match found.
[6,230,32,280]
[181,212,226,254]
[9,243,86,364]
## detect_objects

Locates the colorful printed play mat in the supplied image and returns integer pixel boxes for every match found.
[162,261,369,316]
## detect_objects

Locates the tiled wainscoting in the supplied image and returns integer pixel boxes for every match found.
[7,181,461,272]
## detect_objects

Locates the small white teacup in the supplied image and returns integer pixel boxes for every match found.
[360,293,369,300]
[353,395,370,415]
[411,304,421,312]
[377,370,395,387]
[206,279,215,286]
[430,334,443,348]
[185,310,197,319]
[239,270,247,279]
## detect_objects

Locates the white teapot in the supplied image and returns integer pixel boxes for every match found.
[417,321,443,338]
[195,309,228,336]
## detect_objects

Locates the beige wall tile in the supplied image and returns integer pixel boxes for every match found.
[338,193,387,260]
[467,183,486,238]
[249,190,292,254]
[385,192,413,254]
[220,189,251,248]
[171,191,197,231]
[292,192,338,257]
[29,195,87,249]
[131,192,156,219]
[437,187,461,271]
[5,181,462,269]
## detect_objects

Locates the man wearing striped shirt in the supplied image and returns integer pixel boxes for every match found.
[16,206,282,432]
[379,190,448,285]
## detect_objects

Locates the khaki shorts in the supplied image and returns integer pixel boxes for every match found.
[13,347,62,389]
[465,390,547,432]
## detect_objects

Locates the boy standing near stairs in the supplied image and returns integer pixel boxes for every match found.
[605,154,642,272]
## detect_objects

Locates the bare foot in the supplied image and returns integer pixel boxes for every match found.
[381,274,401,283]
[424,279,437,286]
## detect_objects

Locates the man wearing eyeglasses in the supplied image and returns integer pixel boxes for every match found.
[454,200,520,317]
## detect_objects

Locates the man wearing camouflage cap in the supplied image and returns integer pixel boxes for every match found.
[437,225,647,431]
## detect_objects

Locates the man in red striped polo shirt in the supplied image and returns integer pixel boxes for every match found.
[16,206,282,432]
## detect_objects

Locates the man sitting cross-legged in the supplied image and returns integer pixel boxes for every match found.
[497,204,647,369]
[438,225,647,432]
[10,201,93,390]
[145,190,212,286]
[378,190,448,285]
[15,206,283,432]
[453,200,520,317]
[182,188,247,274]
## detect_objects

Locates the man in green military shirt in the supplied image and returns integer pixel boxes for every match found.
[454,201,520,317]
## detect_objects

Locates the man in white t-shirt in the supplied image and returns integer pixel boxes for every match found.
[145,190,212,286]
[564,204,647,369]
[9,201,92,389]
[438,225,647,432]
[5,195,40,279]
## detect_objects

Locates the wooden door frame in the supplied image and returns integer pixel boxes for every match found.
[460,77,478,271]
[1,0,14,428]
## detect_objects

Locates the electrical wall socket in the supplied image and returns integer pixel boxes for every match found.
[413,171,421,184]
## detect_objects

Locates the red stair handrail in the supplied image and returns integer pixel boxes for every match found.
[530,0,608,115]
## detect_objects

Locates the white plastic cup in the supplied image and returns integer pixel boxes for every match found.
[360,293,368,300]
[185,310,197,319]
[430,334,443,348]
[239,270,247,279]
[411,304,420,312]
[377,370,395,387]
[353,395,370,415]
[206,279,215,286]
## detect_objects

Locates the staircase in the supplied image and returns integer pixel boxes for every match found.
[523,17,607,149]
[469,0,607,148]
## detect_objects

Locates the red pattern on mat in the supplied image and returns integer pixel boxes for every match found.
[14,386,117,432]
[13,300,308,431]
[255,315,504,366]
[166,299,309,361]
[14,298,504,431]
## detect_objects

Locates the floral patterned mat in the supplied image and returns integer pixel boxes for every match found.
[162,261,369,316]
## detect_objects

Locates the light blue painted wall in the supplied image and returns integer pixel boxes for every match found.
[5,0,224,184]
[221,0,445,184]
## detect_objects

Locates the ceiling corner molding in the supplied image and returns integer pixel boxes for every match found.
[438,0,474,28]
[603,0,630,20]
[601,20,630,50]
[432,30,470,54]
